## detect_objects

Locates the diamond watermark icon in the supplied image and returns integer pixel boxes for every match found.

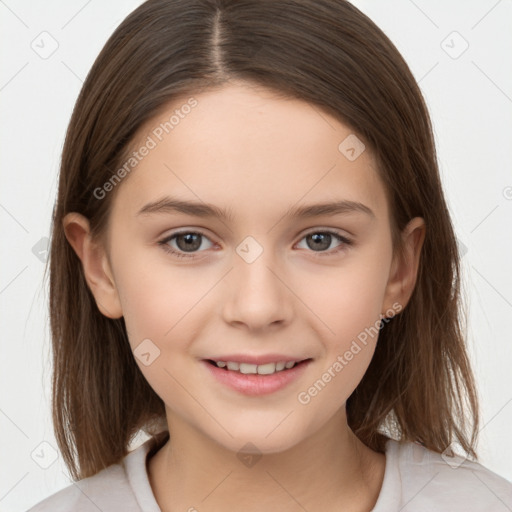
[134,338,161,366]
[31,441,59,469]
[338,134,366,161]
[236,236,264,264]
[30,31,59,59]
[32,236,49,262]
[456,237,468,258]
[441,442,468,469]
[441,31,469,60]
[237,442,262,468]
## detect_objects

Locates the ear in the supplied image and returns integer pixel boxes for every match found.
[62,212,123,319]
[381,217,426,316]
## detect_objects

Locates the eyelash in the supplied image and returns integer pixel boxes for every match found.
[157,229,353,259]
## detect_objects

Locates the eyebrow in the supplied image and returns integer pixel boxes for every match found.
[136,196,375,221]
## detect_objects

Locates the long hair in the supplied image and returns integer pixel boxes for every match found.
[46,0,479,480]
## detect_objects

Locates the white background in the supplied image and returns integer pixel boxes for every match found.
[1,0,511,510]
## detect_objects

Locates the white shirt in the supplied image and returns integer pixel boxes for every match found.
[27,432,512,511]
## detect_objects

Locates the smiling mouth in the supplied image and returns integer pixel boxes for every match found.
[205,358,312,375]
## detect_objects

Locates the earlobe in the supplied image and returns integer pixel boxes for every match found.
[382,217,426,316]
[62,212,123,319]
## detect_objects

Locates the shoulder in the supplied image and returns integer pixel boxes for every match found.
[26,463,129,512]
[25,432,167,512]
[385,438,512,511]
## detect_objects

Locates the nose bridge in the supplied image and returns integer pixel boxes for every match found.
[223,234,291,328]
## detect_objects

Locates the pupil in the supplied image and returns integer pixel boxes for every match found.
[308,233,330,251]
[177,233,201,252]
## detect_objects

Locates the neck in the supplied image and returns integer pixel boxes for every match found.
[147,408,386,512]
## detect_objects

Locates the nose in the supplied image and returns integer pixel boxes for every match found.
[222,244,293,332]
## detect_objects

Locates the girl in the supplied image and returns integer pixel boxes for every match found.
[29,0,512,510]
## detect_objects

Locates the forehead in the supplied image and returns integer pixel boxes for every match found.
[110,82,388,224]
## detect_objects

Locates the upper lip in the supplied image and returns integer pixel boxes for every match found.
[204,354,312,365]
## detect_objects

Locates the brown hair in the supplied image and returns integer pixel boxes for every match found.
[46,0,479,480]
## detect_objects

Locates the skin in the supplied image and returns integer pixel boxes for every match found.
[63,80,425,512]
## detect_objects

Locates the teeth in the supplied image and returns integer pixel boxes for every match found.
[214,360,299,374]
[257,362,277,375]
[239,363,258,374]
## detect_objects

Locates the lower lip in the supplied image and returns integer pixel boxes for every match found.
[202,360,312,396]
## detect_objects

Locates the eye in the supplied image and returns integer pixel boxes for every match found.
[158,231,214,259]
[295,230,353,256]
[158,229,353,260]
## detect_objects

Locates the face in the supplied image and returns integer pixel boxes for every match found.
[75,81,419,454]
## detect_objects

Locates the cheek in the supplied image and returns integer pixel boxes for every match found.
[298,254,390,343]
[295,265,386,422]
[292,241,391,413]
[113,247,200,349]
[113,251,207,411]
